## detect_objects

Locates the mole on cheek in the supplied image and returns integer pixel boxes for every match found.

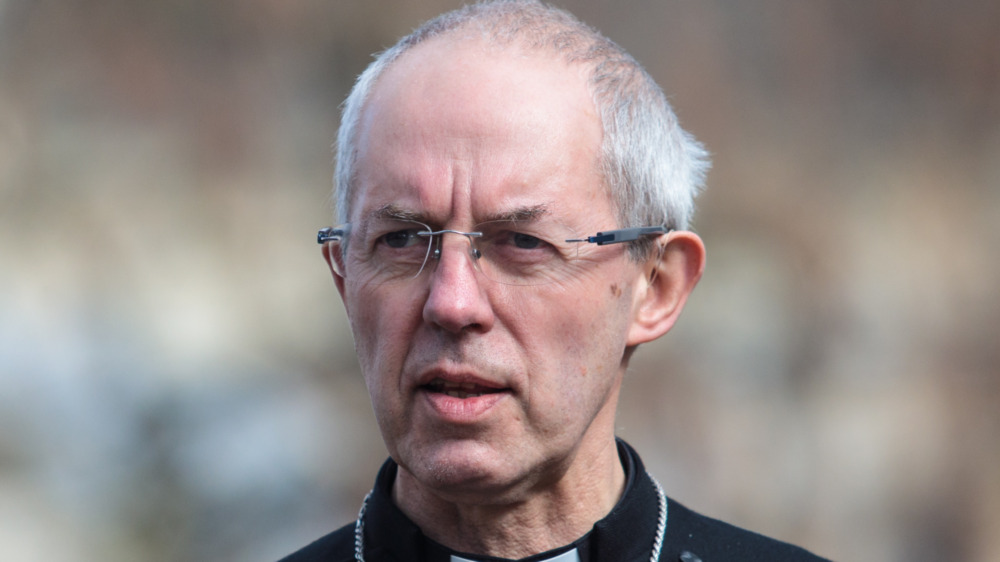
[609,283,622,297]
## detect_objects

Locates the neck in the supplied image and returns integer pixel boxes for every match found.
[392,434,625,559]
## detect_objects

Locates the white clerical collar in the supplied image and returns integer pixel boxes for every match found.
[451,548,581,562]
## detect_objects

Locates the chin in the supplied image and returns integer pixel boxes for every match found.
[399,437,527,498]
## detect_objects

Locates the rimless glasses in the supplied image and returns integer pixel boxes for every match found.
[317,218,668,286]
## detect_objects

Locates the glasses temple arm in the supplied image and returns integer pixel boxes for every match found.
[567,226,669,246]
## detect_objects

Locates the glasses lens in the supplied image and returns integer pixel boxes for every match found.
[349,218,433,281]
[472,219,580,286]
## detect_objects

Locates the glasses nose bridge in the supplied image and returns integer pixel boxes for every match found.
[423,229,483,269]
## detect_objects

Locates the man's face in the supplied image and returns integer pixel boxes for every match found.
[333,39,650,499]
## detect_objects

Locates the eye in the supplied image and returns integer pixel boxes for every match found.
[511,232,542,250]
[380,228,423,249]
[488,229,551,252]
[487,229,561,261]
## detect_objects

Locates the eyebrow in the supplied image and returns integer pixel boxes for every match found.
[365,203,551,225]
[481,205,549,223]
[367,204,426,223]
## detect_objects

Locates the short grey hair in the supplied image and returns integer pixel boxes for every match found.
[334,0,710,255]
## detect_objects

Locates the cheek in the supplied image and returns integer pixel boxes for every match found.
[346,283,421,387]
[529,275,633,348]
[513,283,632,399]
[347,285,423,445]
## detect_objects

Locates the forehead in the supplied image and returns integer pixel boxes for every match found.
[349,37,611,225]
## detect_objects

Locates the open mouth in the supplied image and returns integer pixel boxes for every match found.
[423,378,506,399]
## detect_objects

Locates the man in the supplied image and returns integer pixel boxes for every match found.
[285,1,827,560]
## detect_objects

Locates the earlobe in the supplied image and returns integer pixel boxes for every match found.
[626,231,705,346]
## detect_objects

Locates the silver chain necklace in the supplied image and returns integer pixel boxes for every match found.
[353,471,667,562]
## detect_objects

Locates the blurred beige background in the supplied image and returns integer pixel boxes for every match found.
[2,1,998,560]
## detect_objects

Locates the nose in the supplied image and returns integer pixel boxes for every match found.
[422,235,495,334]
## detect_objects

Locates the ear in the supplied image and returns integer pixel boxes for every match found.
[321,242,349,309]
[626,231,705,346]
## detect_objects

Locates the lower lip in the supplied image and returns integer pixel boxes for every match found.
[420,388,509,423]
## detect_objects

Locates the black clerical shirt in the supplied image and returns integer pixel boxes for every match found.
[279,440,828,562]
